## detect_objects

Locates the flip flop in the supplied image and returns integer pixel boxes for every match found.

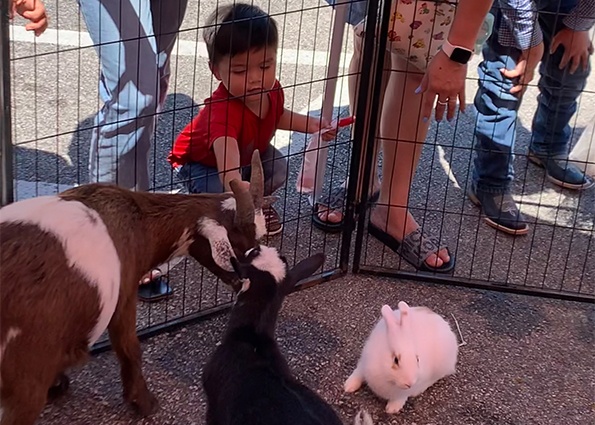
[311,183,379,233]
[368,222,455,273]
[138,268,174,302]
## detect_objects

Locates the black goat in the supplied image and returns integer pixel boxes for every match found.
[202,246,373,425]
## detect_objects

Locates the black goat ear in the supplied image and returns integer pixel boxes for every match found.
[287,253,325,285]
[230,256,245,279]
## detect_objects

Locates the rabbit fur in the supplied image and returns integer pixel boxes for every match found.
[202,246,373,425]
[344,301,458,414]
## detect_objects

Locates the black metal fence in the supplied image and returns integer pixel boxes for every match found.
[1,0,592,354]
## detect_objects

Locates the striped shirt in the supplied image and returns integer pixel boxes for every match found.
[497,0,595,50]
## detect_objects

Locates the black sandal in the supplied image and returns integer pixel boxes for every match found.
[311,183,379,233]
[368,222,455,273]
[138,268,174,302]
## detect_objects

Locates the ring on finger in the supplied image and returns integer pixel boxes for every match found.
[437,100,448,106]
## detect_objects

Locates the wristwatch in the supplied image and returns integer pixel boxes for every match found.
[441,40,473,64]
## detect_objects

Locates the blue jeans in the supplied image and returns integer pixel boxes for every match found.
[79,0,188,191]
[472,0,590,194]
[324,0,368,26]
[177,145,288,195]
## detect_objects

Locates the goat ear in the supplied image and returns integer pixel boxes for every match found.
[230,256,247,280]
[230,179,255,227]
[249,150,264,210]
[287,253,325,286]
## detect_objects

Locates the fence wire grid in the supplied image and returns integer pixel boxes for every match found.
[1,0,593,354]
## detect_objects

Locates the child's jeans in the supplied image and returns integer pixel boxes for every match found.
[472,0,589,195]
[177,145,288,196]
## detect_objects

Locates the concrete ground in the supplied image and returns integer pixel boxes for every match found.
[37,275,594,425]
[7,2,595,424]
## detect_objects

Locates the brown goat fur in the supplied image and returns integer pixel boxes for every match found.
[0,152,267,425]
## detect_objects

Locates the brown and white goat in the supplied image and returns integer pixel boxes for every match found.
[0,151,268,425]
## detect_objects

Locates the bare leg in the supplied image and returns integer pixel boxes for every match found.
[369,53,450,268]
[318,30,389,223]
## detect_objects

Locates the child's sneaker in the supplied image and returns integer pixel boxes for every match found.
[263,206,283,236]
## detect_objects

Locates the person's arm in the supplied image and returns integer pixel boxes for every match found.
[548,0,595,74]
[495,0,543,50]
[212,136,243,192]
[563,0,595,32]
[277,108,314,134]
[277,108,338,140]
[419,0,494,122]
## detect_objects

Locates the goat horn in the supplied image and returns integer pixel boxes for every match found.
[250,150,264,210]
[230,179,255,226]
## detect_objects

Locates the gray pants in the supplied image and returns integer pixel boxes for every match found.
[79,0,188,190]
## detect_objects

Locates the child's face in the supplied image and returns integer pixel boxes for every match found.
[213,46,277,105]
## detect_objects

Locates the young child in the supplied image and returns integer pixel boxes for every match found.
[168,3,335,236]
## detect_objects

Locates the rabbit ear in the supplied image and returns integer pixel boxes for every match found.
[381,305,398,327]
[287,253,325,287]
[397,301,410,315]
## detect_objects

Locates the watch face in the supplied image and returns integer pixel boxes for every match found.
[451,47,472,64]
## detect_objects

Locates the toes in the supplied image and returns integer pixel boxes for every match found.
[438,248,450,263]
[424,253,444,269]
[326,211,343,223]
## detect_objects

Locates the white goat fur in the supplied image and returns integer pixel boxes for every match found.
[0,196,121,347]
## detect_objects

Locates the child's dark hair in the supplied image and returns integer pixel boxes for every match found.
[203,3,278,64]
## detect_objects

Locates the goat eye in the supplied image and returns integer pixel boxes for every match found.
[394,357,399,366]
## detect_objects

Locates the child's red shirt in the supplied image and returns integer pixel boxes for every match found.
[168,81,285,169]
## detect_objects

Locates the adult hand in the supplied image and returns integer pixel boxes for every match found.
[417,49,468,122]
[500,41,544,96]
[550,28,592,74]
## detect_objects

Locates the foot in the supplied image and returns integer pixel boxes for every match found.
[369,206,450,269]
[140,269,162,285]
[468,189,529,235]
[263,206,283,236]
[313,180,381,232]
[138,268,174,302]
[528,152,594,190]
[386,398,407,414]
[344,370,364,393]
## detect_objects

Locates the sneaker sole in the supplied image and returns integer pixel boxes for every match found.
[266,223,284,236]
[527,154,595,190]
[468,191,530,236]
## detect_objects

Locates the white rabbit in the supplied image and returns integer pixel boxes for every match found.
[344,301,459,414]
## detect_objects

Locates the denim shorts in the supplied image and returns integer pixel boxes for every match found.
[324,0,368,26]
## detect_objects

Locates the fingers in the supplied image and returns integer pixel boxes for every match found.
[559,48,572,70]
[446,97,458,122]
[500,66,524,79]
[434,98,447,122]
[550,35,561,55]
[417,75,433,122]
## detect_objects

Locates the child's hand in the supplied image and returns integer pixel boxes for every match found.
[307,118,337,141]
[550,28,592,74]
[12,0,48,37]
[501,41,544,96]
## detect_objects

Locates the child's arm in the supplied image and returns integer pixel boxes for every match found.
[212,136,243,192]
[277,108,337,141]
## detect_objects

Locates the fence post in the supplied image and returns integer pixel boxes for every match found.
[0,0,13,206]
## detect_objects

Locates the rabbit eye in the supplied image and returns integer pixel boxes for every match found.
[416,356,420,363]
[393,357,399,366]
